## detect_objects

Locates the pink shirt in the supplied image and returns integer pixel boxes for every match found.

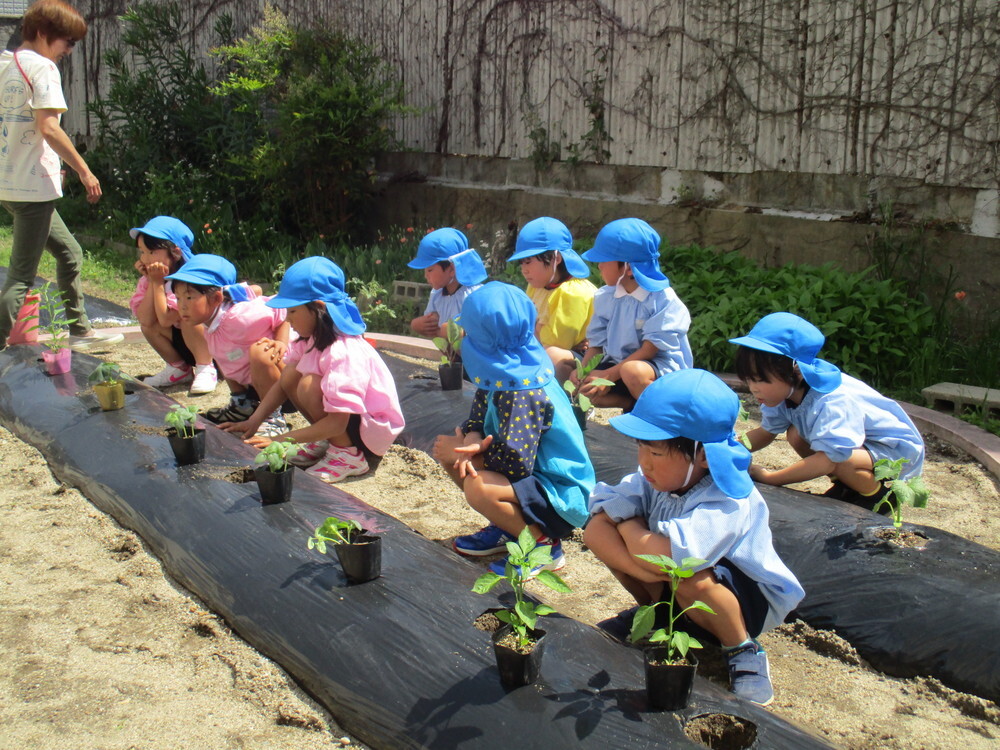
[286,335,404,456]
[129,276,178,319]
[205,296,287,385]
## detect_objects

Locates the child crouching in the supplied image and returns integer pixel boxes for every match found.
[585,369,803,706]
[224,257,404,483]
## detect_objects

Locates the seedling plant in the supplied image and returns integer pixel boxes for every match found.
[432,319,463,365]
[254,440,300,473]
[307,516,363,552]
[563,353,615,412]
[871,458,931,535]
[27,281,77,351]
[164,404,199,439]
[630,555,716,663]
[472,527,571,649]
[88,362,128,386]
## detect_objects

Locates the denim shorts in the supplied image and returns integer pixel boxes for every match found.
[511,475,574,540]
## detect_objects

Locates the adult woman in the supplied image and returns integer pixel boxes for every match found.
[0,0,121,350]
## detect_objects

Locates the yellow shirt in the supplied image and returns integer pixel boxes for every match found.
[528,277,598,350]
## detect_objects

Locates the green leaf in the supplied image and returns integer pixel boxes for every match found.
[589,378,615,387]
[686,600,716,615]
[472,571,502,594]
[630,605,656,643]
[535,569,571,593]
[893,482,916,508]
[908,477,930,508]
[515,600,537,630]
[534,604,555,617]
[577,394,592,412]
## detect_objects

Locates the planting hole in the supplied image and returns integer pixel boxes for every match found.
[226,467,256,484]
[684,713,757,750]
[473,609,503,634]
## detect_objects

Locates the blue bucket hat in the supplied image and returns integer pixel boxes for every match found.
[581,218,669,292]
[130,216,195,261]
[165,254,251,302]
[728,312,842,393]
[508,217,589,279]
[459,282,553,392]
[610,369,754,499]
[265,256,366,336]
[407,228,488,286]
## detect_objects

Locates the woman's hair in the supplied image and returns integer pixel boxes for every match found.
[306,301,338,352]
[638,436,699,461]
[734,345,800,386]
[22,0,87,42]
[535,251,571,284]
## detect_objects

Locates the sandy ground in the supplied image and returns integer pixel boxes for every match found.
[2,339,999,749]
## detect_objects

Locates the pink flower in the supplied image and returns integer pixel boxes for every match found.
[400,237,407,243]
[206,229,213,235]
[375,259,382,264]
[954,290,967,301]
[465,223,474,229]
[203,223,210,229]
[406,226,414,233]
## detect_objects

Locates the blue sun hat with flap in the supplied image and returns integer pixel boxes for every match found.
[165,254,251,302]
[728,312,842,393]
[509,217,590,278]
[459,282,554,392]
[610,369,754,499]
[265,256,366,335]
[580,218,668,291]
[407,228,488,286]
[129,216,195,261]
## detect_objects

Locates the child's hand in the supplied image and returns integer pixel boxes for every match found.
[252,338,286,365]
[580,367,616,397]
[134,259,147,276]
[413,312,440,338]
[748,464,773,483]
[219,419,257,439]
[245,435,272,449]
[146,261,170,281]
[452,432,494,478]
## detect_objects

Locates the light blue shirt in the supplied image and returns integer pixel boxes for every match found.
[424,283,482,323]
[587,283,693,376]
[761,374,925,479]
[589,473,804,632]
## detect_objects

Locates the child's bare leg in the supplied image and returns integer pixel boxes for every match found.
[546,345,577,384]
[832,448,880,494]
[141,322,183,364]
[676,569,749,647]
[584,515,661,604]
[786,426,815,459]
[620,360,657,402]
[590,390,636,409]
[180,322,212,366]
[248,341,282,400]
[224,378,248,397]
[295,373,353,446]
[462,469,544,540]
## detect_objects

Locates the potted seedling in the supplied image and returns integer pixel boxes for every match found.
[307,516,381,584]
[630,555,715,710]
[88,362,128,411]
[871,457,931,546]
[563,354,615,430]
[253,440,299,505]
[27,282,77,375]
[472,527,571,690]
[432,318,465,391]
[164,403,205,466]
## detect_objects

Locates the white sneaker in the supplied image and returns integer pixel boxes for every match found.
[305,445,369,483]
[287,440,329,468]
[142,362,193,389]
[254,411,288,438]
[189,364,218,395]
[69,329,125,352]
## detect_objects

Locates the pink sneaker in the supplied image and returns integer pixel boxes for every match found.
[305,445,369,483]
[142,362,192,389]
[287,440,330,468]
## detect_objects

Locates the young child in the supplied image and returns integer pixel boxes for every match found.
[224,256,404,484]
[508,216,597,383]
[576,218,693,411]
[730,312,925,509]
[585,369,804,706]
[129,216,216,394]
[165,254,291,437]
[432,282,596,574]
[408,228,487,339]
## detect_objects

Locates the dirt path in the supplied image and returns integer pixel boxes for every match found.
[1,340,999,749]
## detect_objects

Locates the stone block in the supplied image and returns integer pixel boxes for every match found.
[921,382,1000,417]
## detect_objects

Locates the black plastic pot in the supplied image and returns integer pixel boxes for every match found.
[645,647,698,710]
[491,624,547,690]
[438,362,464,391]
[334,534,382,584]
[254,466,294,505]
[572,404,588,431]
[167,428,206,466]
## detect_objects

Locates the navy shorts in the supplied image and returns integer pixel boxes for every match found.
[346,412,383,472]
[511,475,574,540]
[171,325,196,366]
[660,557,770,643]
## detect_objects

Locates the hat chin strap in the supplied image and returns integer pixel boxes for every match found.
[547,251,561,286]
[683,440,700,486]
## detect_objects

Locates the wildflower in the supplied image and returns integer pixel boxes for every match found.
[406,227,414,233]
[400,237,407,243]
[426,228,434,234]
[188,199,194,205]
[319,234,325,239]
[375,259,382,264]
[206,229,213,235]
[954,290,967,301]
[466,223,474,229]
[203,223,210,229]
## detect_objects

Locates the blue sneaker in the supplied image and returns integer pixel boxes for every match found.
[726,641,774,706]
[488,541,565,579]
[453,525,515,556]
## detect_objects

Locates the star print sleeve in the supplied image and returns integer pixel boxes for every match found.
[460,388,489,435]
[482,389,551,480]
